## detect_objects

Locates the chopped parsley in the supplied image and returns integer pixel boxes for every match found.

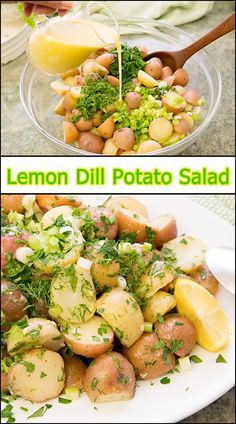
[40,372,47,378]
[156,313,165,324]
[216,354,227,363]
[27,404,52,419]
[170,339,184,353]
[151,339,166,352]
[58,398,72,404]
[180,238,188,245]
[20,361,35,373]
[146,226,155,244]
[91,377,99,390]
[65,265,77,293]
[160,377,170,385]
[109,43,145,84]
[190,355,203,363]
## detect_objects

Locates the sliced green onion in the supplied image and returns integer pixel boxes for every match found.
[144,322,153,333]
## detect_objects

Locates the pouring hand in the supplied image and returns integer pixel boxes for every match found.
[22,1,74,17]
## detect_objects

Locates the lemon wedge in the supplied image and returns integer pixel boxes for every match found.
[174,277,229,352]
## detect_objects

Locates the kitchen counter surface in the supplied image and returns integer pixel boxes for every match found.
[1,1,235,156]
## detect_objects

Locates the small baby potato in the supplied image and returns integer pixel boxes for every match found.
[125,92,142,110]
[63,121,79,144]
[192,264,219,295]
[1,280,28,325]
[96,53,114,70]
[149,118,173,142]
[64,357,86,393]
[41,205,74,228]
[60,68,79,80]
[92,111,103,127]
[142,291,177,322]
[155,314,197,357]
[1,195,25,213]
[1,372,8,393]
[116,209,147,242]
[138,70,158,88]
[113,128,135,150]
[164,75,175,87]
[151,214,177,247]
[137,140,162,153]
[84,352,135,402]
[183,89,199,106]
[91,252,120,290]
[88,206,118,239]
[173,68,189,86]
[172,85,186,95]
[97,116,115,139]
[82,61,109,78]
[70,86,82,99]
[164,131,181,145]
[75,118,93,132]
[102,139,119,155]
[63,92,77,112]
[1,233,29,269]
[64,76,77,87]
[138,260,175,298]
[162,91,187,114]
[50,80,70,95]
[107,75,120,87]
[123,333,175,380]
[163,236,207,274]
[102,103,117,114]
[96,288,144,347]
[8,349,65,402]
[36,195,81,212]
[74,75,84,86]
[178,112,194,130]
[160,66,173,80]
[137,45,149,58]
[64,316,114,358]
[173,119,191,135]
[106,196,148,218]
[76,132,104,154]
[7,317,64,356]
[54,97,66,116]
[144,58,162,79]
[65,111,73,121]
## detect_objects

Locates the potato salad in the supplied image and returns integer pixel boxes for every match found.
[51,43,204,155]
[1,195,229,413]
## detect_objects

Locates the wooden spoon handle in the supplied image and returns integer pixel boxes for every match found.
[180,11,235,63]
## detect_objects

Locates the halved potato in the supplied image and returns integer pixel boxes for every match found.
[63,121,79,144]
[138,70,158,88]
[54,97,66,116]
[91,252,120,290]
[50,80,70,95]
[1,195,25,213]
[137,260,175,298]
[64,316,114,358]
[97,116,115,139]
[102,139,119,155]
[163,236,207,273]
[41,206,76,228]
[142,291,176,322]
[36,195,82,212]
[96,288,144,347]
[50,263,96,324]
[162,91,187,114]
[63,357,86,394]
[8,349,65,402]
[7,318,64,356]
[116,209,148,242]
[83,352,135,402]
[101,196,148,219]
[151,214,177,247]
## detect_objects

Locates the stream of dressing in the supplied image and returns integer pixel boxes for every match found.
[115,34,123,101]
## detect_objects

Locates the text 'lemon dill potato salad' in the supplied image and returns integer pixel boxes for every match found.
[1,195,229,419]
[51,44,205,155]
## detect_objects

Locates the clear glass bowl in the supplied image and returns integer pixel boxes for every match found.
[20,18,221,156]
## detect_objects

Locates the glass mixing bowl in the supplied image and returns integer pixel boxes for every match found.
[20,18,221,156]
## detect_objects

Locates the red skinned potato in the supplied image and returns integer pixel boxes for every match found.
[107,75,120,87]
[155,314,197,357]
[137,45,149,58]
[64,316,114,358]
[116,209,148,243]
[75,132,104,154]
[97,116,115,139]
[106,196,148,219]
[183,89,199,106]
[64,357,86,393]
[75,118,93,132]
[152,214,177,247]
[83,352,135,402]
[144,58,162,79]
[88,206,118,239]
[173,119,191,135]
[1,371,9,392]
[1,280,28,325]
[192,264,219,295]
[113,128,135,150]
[92,111,103,127]
[63,121,79,144]
[96,53,115,70]
[125,92,142,110]
[63,92,77,111]
[1,233,29,269]
[162,91,187,114]
[1,195,25,214]
[160,66,173,80]
[36,195,82,212]
[173,68,189,86]
[123,333,175,380]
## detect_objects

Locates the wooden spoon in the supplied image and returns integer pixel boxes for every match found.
[144,11,235,70]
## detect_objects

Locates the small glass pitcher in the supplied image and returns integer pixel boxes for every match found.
[26,1,119,75]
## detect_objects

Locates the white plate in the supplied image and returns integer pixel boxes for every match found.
[3,195,235,423]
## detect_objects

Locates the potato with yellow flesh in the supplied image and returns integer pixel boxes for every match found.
[8,349,65,402]
[64,316,114,358]
[63,121,79,144]
[51,80,70,95]
[82,61,108,78]
[137,260,175,298]
[149,118,173,142]
[116,209,148,243]
[83,352,135,402]
[54,97,66,116]
[142,291,176,322]
[96,288,144,347]
[163,236,207,274]
[63,93,77,112]
[36,195,82,212]
[102,139,119,155]
[162,91,187,114]
[138,70,158,88]
[137,140,161,154]
[97,116,115,139]
[50,262,96,324]
[91,252,120,290]
[1,195,25,214]
[151,214,177,247]
[63,357,86,394]
[41,205,75,228]
[106,196,148,219]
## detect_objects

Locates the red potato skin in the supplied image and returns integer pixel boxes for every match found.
[153,215,177,248]
[1,232,30,269]
[1,280,28,324]
[36,195,82,212]
[1,372,9,392]
[155,314,197,357]
[192,264,219,295]
[64,357,86,392]
[116,211,146,243]
[83,352,135,402]
[89,207,118,239]
[123,333,175,380]
[1,195,25,214]
[75,132,104,154]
